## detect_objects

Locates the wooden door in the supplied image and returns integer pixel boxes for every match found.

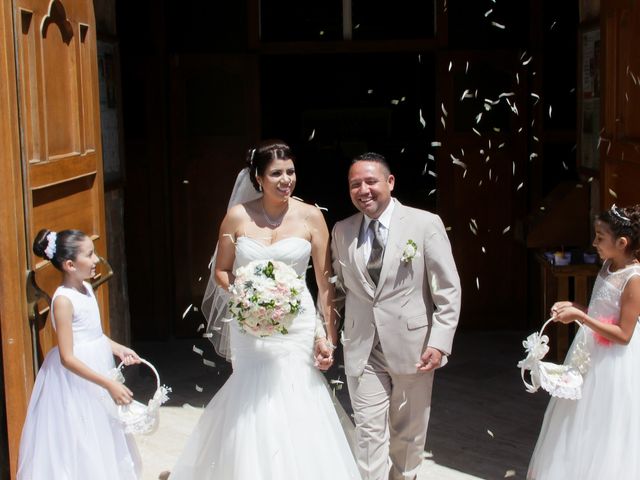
[14,0,110,354]
[0,0,109,473]
[169,54,260,337]
[601,0,640,207]
[435,51,529,328]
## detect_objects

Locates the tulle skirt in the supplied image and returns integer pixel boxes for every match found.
[170,308,361,480]
[17,335,141,480]
[528,331,640,479]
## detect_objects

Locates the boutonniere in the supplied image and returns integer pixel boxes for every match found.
[401,239,420,263]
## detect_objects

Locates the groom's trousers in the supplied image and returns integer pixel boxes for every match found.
[347,342,434,480]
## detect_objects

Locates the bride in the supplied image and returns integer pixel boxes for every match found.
[170,140,361,479]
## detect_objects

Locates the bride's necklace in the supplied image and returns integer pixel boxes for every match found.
[262,202,288,227]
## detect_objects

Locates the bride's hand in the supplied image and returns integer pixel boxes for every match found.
[314,338,334,371]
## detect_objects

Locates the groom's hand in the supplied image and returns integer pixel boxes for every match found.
[416,347,443,372]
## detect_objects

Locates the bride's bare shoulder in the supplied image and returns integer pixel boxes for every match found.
[292,199,326,225]
[227,200,259,220]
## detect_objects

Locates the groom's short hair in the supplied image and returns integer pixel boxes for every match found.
[352,152,391,177]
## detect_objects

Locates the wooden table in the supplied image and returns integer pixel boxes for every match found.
[535,252,600,360]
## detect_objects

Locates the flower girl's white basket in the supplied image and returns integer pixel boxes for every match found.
[518,318,590,400]
[109,358,171,435]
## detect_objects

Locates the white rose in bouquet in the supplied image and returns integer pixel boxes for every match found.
[228,260,305,337]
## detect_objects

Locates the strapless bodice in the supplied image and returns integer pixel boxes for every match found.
[234,236,312,276]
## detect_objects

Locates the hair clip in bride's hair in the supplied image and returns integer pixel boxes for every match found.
[610,204,632,225]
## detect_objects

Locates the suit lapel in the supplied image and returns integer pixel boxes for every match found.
[374,200,406,297]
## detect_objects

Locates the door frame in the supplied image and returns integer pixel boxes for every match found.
[0,0,35,475]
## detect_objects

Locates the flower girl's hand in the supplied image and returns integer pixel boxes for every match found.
[551,302,585,324]
[116,346,141,366]
[107,380,134,406]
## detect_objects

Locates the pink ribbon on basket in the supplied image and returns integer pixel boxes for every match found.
[594,316,616,346]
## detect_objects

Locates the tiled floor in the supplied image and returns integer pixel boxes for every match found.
[128,330,549,479]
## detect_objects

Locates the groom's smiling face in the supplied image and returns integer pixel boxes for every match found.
[348,161,395,219]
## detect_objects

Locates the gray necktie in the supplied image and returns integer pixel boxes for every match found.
[367,220,384,285]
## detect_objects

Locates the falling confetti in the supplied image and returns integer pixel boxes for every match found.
[431,141,442,147]
[441,103,448,117]
[197,323,205,332]
[609,188,618,198]
[314,203,328,212]
[502,226,511,234]
[428,189,436,196]
[195,385,203,393]
[203,358,216,368]
[517,182,524,191]
[398,391,408,410]
[484,8,493,17]
[465,61,469,74]
[308,129,315,141]
[391,99,400,105]
[487,429,494,437]
[182,180,189,184]
[182,304,193,319]
[491,21,506,29]
[476,277,480,290]
[193,345,204,356]
[505,469,516,478]
[522,56,533,66]
[472,128,481,136]
[448,60,453,72]
[419,109,426,128]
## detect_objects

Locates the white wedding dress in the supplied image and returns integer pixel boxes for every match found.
[171,236,361,479]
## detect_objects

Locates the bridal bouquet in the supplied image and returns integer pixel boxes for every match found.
[228,259,305,337]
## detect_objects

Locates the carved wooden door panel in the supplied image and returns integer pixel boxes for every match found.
[601,0,640,206]
[13,0,110,360]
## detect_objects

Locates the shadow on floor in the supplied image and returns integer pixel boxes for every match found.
[128,330,549,480]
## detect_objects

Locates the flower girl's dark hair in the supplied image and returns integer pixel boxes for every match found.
[246,140,295,192]
[598,204,640,259]
[33,228,88,271]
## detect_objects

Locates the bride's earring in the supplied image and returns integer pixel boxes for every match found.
[258,184,263,192]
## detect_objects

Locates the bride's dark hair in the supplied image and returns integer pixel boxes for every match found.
[246,140,295,191]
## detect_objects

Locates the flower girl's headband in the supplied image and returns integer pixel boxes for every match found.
[44,231,57,260]
[610,204,632,226]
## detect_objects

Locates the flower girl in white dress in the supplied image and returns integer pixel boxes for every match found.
[18,229,142,479]
[528,204,640,479]
[170,141,360,479]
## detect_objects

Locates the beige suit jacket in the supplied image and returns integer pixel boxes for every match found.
[331,200,461,377]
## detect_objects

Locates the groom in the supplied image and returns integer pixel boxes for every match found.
[331,152,461,480]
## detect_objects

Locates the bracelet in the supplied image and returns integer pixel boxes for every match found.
[314,337,336,351]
